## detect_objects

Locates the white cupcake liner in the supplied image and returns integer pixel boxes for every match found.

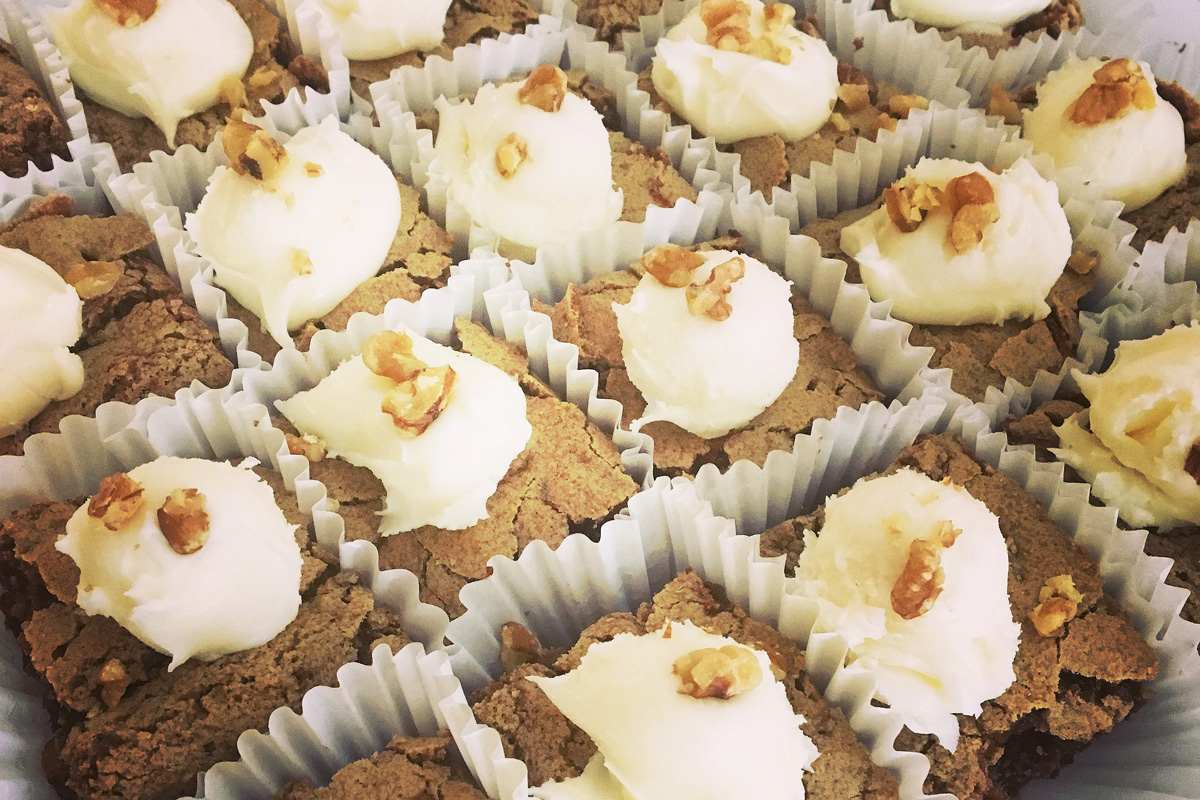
[443,477,945,800]
[0,377,452,800]
[682,377,1200,799]
[370,21,730,271]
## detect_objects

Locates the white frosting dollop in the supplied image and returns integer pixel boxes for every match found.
[840,158,1073,326]
[792,469,1020,751]
[186,117,403,348]
[1053,324,1200,530]
[650,0,839,144]
[427,79,623,249]
[46,0,254,146]
[1023,58,1187,211]
[889,0,1050,32]
[313,0,453,60]
[56,457,303,670]
[528,621,819,800]
[275,328,532,534]
[0,246,84,437]
[613,250,799,439]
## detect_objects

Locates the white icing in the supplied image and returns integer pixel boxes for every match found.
[186,117,403,348]
[427,79,623,249]
[650,0,839,144]
[1053,324,1200,530]
[1023,58,1188,211]
[312,0,453,60]
[792,469,1020,751]
[56,457,302,670]
[613,250,799,439]
[275,327,532,535]
[0,247,84,437]
[840,158,1072,326]
[46,0,254,146]
[889,0,1051,32]
[528,621,819,800]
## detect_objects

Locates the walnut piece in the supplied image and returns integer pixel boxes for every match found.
[872,112,898,134]
[1067,58,1157,126]
[886,94,930,119]
[701,0,793,64]
[944,172,999,254]
[1066,250,1098,275]
[883,180,943,233]
[686,256,746,321]
[94,0,157,26]
[291,249,313,275]
[890,522,959,620]
[1029,574,1084,636]
[363,330,424,384]
[988,83,1023,126]
[223,117,290,187]
[285,432,326,462]
[495,133,529,179]
[87,473,145,532]
[98,658,130,709]
[304,162,324,177]
[673,645,763,699]
[517,65,568,113]
[218,75,248,110]
[64,260,122,300]
[381,365,457,437]
[836,82,872,113]
[157,488,211,555]
[639,244,706,288]
[499,621,543,673]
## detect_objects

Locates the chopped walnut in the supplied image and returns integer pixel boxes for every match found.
[286,432,326,462]
[686,256,746,321]
[304,162,324,177]
[363,330,424,384]
[517,65,568,113]
[1067,58,1157,126]
[93,0,157,26]
[291,249,313,276]
[223,117,289,187]
[883,181,943,233]
[64,260,122,300]
[639,244,706,288]
[886,94,930,119]
[1065,250,1097,275]
[829,112,852,132]
[1185,440,1200,484]
[762,2,796,31]
[87,473,145,532]
[157,488,211,555]
[98,659,130,709]
[836,82,872,113]
[673,645,763,699]
[499,621,543,672]
[218,75,248,110]
[872,112,898,134]
[1029,574,1084,636]
[381,364,457,437]
[494,133,529,179]
[988,83,1023,126]
[700,0,792,63]
[944,172,999,254]
[890,522,959,620]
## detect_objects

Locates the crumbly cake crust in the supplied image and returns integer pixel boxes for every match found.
[759,433,1158,800]
[471,570,900,799]
[574,0,665,46]
[872,0,1084,56]
[0,468,412,800]
[0,200,234,455]
[0,40,71,178]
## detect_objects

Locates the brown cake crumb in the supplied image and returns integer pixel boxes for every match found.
[0,41,71,177]
[873,0,1084,56]
[573,0,663,45]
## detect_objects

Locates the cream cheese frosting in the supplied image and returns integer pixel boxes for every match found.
[528,621,819,800]
[0,246,84,437]
[186,116,402,348]
[1053,324,1200,530]
[1023,58,1187,211]
[426,75,623,250]
[46,0,254,146]
[275,327,532,535]
[840,158,1072,326]
[792,468,1020,751]
[56,457,303,670]
[312,0,453,60]
[613,249,799,439]
[650,0,839,144]
[889,0,1050,32]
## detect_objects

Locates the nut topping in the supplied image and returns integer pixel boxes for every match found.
[157,488,210,555]
[218,75,248,110]
[517,65,568,113]
[890,522,960,620]
[362,331,457,437]
[639,244,706,288]
[223,117,289,188]
[700,0,794,64]
[88,473,145,532]
[285,432,327,462]
[495,132,530,179]
[499,621,543,672]
[304,162,324,177]
[883,181,943,234]
[291,249,313,275]
[64,260,122,300]
[1067,58,1157,126]
[98,658,130,709]
[686,256,746,321]
[944,172,999,254]
[363,330,425,383]
[988,83,1023,126]
[673,645,763,699]
[836,82,872,113]
[886,94,930,119]
[94,0,158,26]
[1029,574,1084,636]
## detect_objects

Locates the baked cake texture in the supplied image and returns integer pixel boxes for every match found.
[0,40,71,178]
[0,195,234,456]
[471,570,900,799]
[873,0,1084,56]
[0,467,412,800]
[759,433,1159,800]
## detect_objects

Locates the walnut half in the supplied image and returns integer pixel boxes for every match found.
[223,116,290,188]
[639,244,706,288]
[1029,574,1084,636]
[362,331,457,437]
[157,488,211,555]
[890,521,960,620]
[64,260,123,300]
[87,473,145,532]
[1067,58,1157,126]
[94,0,158,26]
[686,256,745,321]
[517,65,568,113]
[673,645,763,699]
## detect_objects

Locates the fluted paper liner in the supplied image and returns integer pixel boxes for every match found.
[370,21,730,271]
[0,369,452,800]
[682,383,1200,799]
[443,477,945,800]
